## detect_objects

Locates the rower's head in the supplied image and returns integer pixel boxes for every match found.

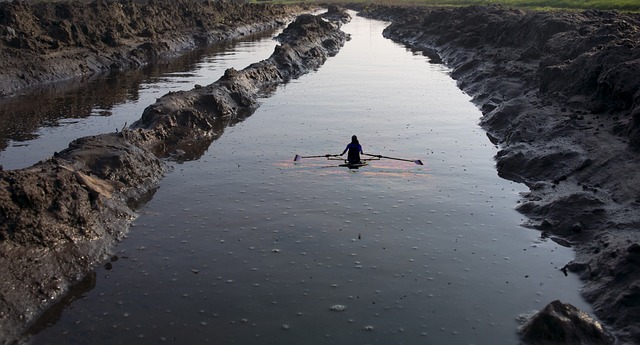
[351,135,358,144]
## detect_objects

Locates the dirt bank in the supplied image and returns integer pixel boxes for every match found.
[356,4,640,343]
[0,0,311,97]
[0,10,349,344]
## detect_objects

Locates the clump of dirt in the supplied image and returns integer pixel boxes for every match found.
[519,300,615,345]
[131,12,350,158]
[0,10,349,345]
[357,4,640,343]
[0,131,166,344]
[0,0,311,96]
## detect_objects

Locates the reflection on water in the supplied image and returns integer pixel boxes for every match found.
[24,272,97,336]
[288,159,432,179]
[23,13,592,345]
[0,28,281,169]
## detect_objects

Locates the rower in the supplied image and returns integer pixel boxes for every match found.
[340,135,363,164]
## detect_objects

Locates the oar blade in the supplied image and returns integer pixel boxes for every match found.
[414,160,424,165]
[294,154,302,162]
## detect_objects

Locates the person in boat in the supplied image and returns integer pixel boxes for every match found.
[340,135,363,164]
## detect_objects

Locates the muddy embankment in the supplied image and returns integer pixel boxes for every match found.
[0,0,312,97]
[0,6,350,344]
[356,4,640,344]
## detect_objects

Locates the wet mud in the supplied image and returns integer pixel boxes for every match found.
[355,4,640,343]
[3,1,639,343]
[0,7,350,344]
[0,0,310,97]
[0,37,277,154]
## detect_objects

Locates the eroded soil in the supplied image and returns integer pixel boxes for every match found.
[0,3,350,343]
[3,1,640,343]
[0,0,310,96]
[355,4,640,343]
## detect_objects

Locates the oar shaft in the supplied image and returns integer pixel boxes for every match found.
[363,153,412,162]
[294,154,340,161]
[363,153,423,165]
[299,154,338,158]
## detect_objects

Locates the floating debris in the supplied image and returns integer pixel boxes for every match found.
[330,304,346,312]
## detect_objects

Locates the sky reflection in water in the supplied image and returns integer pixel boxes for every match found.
[23,12,592,345]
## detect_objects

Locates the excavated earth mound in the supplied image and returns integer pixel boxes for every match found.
[0,0,310,96]
[4,1,639,343]
[0,10,349,344]
[356,4,640,343]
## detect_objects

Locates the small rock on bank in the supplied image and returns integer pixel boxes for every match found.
[519,300,615,345]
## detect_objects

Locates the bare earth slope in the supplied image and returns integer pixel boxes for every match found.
[356,4,640,343]
[0,9,349,344]
[0,0,309,96]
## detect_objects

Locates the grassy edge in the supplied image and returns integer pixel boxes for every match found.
[249,0,640,13]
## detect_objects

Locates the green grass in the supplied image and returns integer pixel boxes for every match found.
[439,0,639,11]
[251,0,640,12]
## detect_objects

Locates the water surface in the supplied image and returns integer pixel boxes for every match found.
[0,28,280,170]
[14,13,591,345]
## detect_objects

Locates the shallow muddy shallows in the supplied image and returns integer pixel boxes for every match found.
[4,13,592,345]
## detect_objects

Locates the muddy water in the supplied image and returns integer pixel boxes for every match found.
[12,14,592,345]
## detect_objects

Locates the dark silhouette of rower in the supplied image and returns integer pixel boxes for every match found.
[340,135,363,164]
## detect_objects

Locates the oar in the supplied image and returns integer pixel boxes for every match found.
[294,154,339,161]
[363,153,423,165]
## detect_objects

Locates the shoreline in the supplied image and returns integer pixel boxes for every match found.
[2,2,640,343]
[0,0,312,97]
[354,4,640,343]
[0,7,350,344]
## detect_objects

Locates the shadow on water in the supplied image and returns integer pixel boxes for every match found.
[24,272,97,336]
[161,106,260,163]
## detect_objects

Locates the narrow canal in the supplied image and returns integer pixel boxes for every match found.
[1,12,591,345]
